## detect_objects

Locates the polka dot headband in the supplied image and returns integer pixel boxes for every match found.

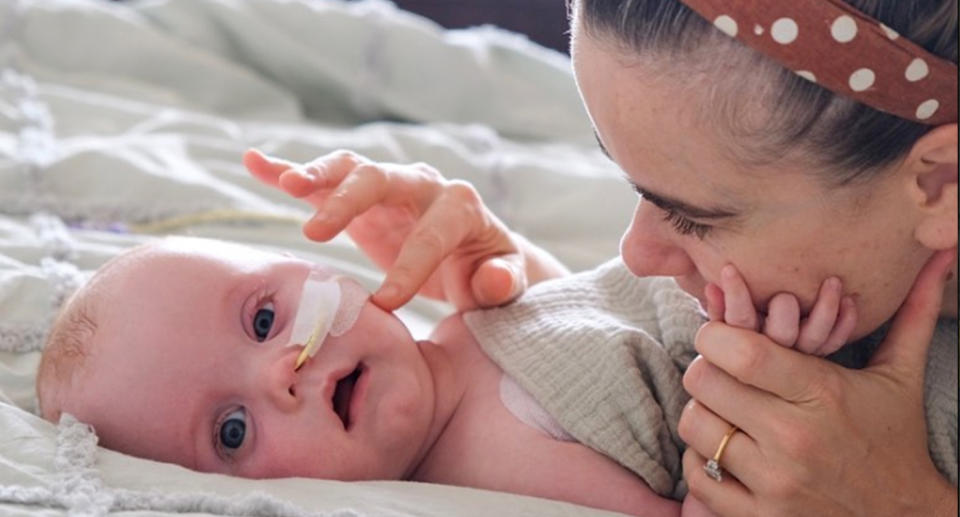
[678,0,958,125]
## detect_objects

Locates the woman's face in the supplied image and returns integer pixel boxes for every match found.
[571,25,930,339]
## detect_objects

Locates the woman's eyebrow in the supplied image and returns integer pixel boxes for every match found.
[593,131,740,220]
[629,180,739,220]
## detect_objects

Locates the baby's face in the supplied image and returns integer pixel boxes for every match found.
[66,238,436,480]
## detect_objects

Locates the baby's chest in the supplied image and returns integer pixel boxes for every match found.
[426,317,585,480]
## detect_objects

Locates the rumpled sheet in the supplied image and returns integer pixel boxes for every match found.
[0,0,636,515]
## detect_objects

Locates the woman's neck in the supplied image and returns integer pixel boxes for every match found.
[942,257,958,317]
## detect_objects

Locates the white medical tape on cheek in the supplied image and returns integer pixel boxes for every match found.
[329,277,367,337]
[286,272,369,359]
[287,271,340,356]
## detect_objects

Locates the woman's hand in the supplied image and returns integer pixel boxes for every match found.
[244,149,568,311]
[678,249,957,517]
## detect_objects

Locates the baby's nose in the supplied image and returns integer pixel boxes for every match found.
[265,348,301,412]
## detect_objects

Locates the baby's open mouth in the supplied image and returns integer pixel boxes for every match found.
[332,364,363,430]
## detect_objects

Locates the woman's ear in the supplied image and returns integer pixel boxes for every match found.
[904,124,958,250]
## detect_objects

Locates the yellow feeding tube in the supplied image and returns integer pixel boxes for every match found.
[289,271,368,371]
[289,271,341,371]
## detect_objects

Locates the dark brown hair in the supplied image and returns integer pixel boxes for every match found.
[575,0,957,183]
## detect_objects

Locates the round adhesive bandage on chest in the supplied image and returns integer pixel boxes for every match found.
[287,270,367,366]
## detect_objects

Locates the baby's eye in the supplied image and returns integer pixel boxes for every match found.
[253,302,275,342]
[218,408,246,451]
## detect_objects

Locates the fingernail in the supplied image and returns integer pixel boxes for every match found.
[305,165,325,180]
[310,211,330,225]
[506,264,525,298]
[826,277,841,291]
[721,264,736,280]
[291,167,314,180]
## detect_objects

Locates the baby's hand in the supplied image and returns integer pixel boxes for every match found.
[703,265,857,356]
[244,148,528,311]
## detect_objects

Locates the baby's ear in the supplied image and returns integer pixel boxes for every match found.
[905,124,958,250]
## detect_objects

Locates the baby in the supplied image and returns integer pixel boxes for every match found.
[35,234,851,517]
[36,149,859,517]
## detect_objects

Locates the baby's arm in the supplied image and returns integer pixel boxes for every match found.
[472,433,683,516]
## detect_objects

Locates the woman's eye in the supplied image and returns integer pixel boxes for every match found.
[218,408,246,451]
[253,302,275,342]
[663,209,712,240]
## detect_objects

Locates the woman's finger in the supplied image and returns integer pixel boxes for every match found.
[795,277,842,352]
[372,181,496,310]
[761,292,800,347]
[682,355,781,440]
[811,295,857,356]
[694,321,830,403]
[243,148,299,187]
[682,448,756,517]
[471,256,526,307]
[678,395,762,487]
[720,265,759,330]
[279,150,373,200]
[704,282,725,322]
[301,163,393,241]
[869,247,956,372]
[277,167,322,198]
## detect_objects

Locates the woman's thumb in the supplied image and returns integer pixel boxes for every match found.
[869,248,957,373]
[471,256,527,307]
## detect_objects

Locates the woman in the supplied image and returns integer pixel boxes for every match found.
[245,0,957,514]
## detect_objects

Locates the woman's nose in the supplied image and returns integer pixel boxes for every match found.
[262,348,301,412]
[620,201,697,278]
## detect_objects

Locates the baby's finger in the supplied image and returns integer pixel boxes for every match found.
[761,292,800,347]
[811,296,857,356]
[795,277,841,353]
[720,265,758,330]
[704,283,725,321]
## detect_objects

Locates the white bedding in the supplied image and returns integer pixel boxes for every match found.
[0,0,637,515]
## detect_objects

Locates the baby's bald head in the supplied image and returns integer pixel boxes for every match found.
[35,243,152,422]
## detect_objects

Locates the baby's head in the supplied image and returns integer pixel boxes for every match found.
[37,237,437,480]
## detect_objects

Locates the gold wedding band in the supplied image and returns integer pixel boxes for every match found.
[703,425,738,482]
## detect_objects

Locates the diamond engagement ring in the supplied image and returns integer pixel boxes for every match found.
[703,425,738,482]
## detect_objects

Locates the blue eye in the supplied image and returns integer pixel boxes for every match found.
[253,303,275,342]
[218,409,246,450]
